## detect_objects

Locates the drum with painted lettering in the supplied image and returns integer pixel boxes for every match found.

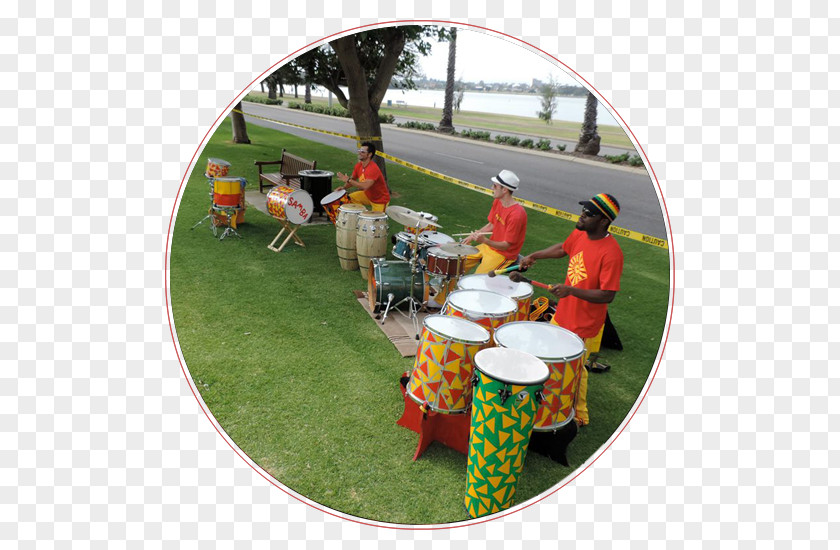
[266,185,313,225]
[493,321,586,431]
[457,274,534,321]
[465,347,549,519]
[335,203,367,270]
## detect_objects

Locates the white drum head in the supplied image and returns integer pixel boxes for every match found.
[419,231,454,247]
[338,203,367,214]
[494,321,585,361]
[424,314,490,344]
[395,231,417,244]
[474,347,550,385]
[457,274,532,300]
[320,189,346,205]
[447,289,517,316]
[285,190,313,224]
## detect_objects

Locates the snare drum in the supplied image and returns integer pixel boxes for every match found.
[426,246,465,278]
[442,289,517,344]
[319,189,350,225]
[457,274,534,321]
[407,315,490,414]
[206,158,230,178]
[266,185,313,225]
[493,322,586,431]
[465,347,549,518]
[356,211,390,280]
[418,230,455,249]
[335,204,367,270]
[367,259,430,313]
[404,212,438,235]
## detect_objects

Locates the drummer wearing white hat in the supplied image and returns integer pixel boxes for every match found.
[428,169,528,308]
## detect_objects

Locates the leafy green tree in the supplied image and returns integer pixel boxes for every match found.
[537,77,559,124]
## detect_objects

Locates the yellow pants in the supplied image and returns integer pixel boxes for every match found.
[348,191,388,212]
[434,244,515,302]
[550,318,604,426]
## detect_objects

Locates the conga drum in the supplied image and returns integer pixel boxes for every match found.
[457,274,534,321]
[493,322,586,431]
[320,189,350,225]
[407,315,491,414]
[335,203,367,270]
[356,211,390,280]
[465,347,549,519]
[367,259,430,314]
[266,185,313,225]
[205,158,230,178]
[442,289,517,345]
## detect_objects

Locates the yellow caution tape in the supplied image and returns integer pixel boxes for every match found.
[235,107,668,250]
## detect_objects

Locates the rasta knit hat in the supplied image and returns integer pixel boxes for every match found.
[579,193,620,221]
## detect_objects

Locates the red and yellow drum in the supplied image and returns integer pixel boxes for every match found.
[465,347,549,518]
[442,289,517,345]
[457,274,534,321]
[320,189,350,225]
[493,321,586,431]
[206,158,231,178]
[407,315,491,414]
[266,185,313,225]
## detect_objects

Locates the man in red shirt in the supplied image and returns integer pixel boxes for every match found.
[520,193,623,426]
[460,169,528,274]
[336,141,390,212]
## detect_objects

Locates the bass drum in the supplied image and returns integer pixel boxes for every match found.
[367,259,429,314]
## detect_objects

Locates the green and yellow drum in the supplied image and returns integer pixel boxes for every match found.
[465,347,549,519]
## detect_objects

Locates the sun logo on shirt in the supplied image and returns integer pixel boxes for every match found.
[567,252,587,286]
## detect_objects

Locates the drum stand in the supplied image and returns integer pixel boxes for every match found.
[267,220,305,252]
[397,373,471,460]
[380,224,424,339]
[190,176,216,230]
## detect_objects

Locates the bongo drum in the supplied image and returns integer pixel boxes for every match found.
[407,315,491,414]
[335,203,367,270]
[442,289,517,344]
[493,322,586,431]
[457,274,534,321]
[319,189,350,225]
[205,158,230,178]
[356,211,390,280]
[266,185,313,225]
[465,347,549,518]
[367,259,429,313]
[426,246,465,278]
[404,212,438,235]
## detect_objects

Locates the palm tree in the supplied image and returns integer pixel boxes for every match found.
[231,101,250,144]
[438,28,457,133]
[575,91,601,155]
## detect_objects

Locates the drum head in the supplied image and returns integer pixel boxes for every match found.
[424,314,490,345]
[419,231,454,247]
[474,347,550,385]
[494,321,585,361]
[338,203,367,214]
[285,190,314,224]
[359,211,388,221]
[457,274,532,299]
[395,231,418,244]
[320,189,346,205]
[447,289,517,316]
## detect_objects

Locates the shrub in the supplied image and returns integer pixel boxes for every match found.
[556,144,566,151]
[245,93,283,107]
[537,139,552,151]
[629,154,644,167]
[520,138,535,149]
[506,136,520,147]
[604,152,630,164]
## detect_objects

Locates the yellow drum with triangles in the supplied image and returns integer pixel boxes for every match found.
[465,347,549,519]
[408,315,490,414]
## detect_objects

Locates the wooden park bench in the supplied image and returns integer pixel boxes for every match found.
[254,149,317,193]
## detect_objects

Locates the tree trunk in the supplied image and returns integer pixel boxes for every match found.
[438,28,457,133]
[267,82,276,100]
[575,92,601,155]
[231,101,250,144]
[304,83,311,104]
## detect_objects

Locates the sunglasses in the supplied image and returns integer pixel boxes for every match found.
[581,208,601,218]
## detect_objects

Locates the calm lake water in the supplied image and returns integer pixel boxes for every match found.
[298,87,620,126]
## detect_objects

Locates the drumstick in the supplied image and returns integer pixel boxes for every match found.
[508,271,552,290]
[487,264,521,278]
[451,232,492,237]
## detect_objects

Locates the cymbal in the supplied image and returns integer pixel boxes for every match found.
[439,242,478,256]
[386,206,441,228]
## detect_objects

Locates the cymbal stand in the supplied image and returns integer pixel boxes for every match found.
[382,220,425,338]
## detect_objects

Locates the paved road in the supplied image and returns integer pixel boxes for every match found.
[241,103,667,240]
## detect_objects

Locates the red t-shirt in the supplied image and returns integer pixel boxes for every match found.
[552,230,624,338]
[351,161,390,205]
[487,199,527,260]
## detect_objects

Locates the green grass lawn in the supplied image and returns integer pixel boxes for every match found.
[170,120,670,524]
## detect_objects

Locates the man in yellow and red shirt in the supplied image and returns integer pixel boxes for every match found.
[336,141,390,212]
[520,193,624,426]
